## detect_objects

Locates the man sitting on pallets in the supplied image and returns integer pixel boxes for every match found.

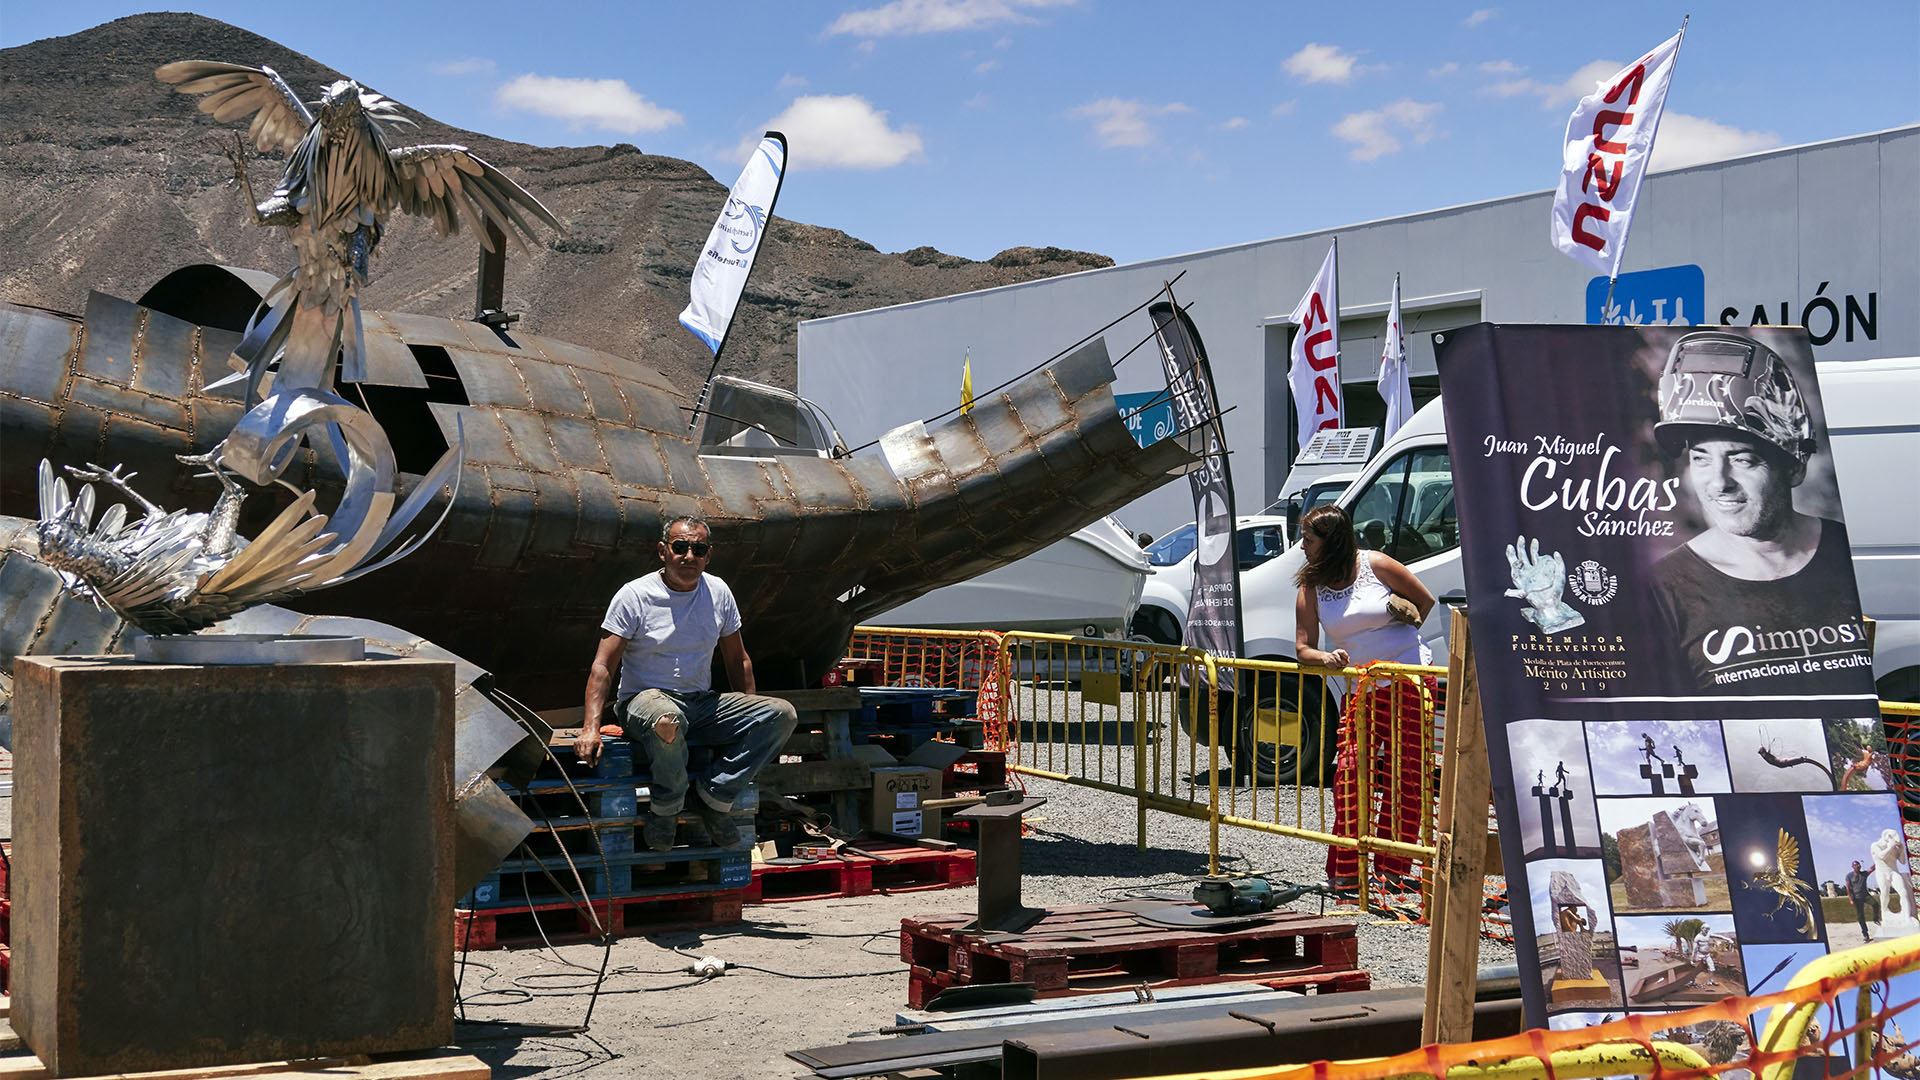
[577,514,799,851]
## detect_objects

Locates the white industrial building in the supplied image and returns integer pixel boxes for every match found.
[799,125,1918,534]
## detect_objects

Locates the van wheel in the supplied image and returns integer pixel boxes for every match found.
[1131,609,1180,645]
[1242,669,1335,786]
[1174,671,1335,786]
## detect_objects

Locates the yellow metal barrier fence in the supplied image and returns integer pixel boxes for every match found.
[985,632,1450,904]
[847,627,1916,930]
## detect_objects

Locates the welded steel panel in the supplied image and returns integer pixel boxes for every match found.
[358,316,429,388]
[76,292,138,385]
[0,302,77,405]
[131,306,196,400]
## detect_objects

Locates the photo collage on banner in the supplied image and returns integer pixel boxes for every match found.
[1434,325,1902,1042]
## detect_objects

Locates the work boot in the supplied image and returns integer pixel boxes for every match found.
[695,805,742,848]
[643,812,678,852]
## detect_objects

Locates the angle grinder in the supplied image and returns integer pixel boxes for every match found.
[1192,875,1311,916]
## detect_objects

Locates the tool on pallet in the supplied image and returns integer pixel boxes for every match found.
[1191,875,1320,916]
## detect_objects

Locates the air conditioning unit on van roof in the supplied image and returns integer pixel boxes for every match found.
[1295,427,1377,465]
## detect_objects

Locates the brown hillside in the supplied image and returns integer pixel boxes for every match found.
[0,12,1113,402]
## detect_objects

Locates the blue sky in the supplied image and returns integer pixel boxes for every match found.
[6,2,1917,265]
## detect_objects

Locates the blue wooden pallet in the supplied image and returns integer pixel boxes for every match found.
[466,847,752,909]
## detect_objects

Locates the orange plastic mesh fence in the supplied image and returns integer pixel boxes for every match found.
[843,627,1012,750]
[1877,702,1920,854]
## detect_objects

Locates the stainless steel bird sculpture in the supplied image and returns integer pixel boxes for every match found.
[1745,827,1818,938]
[155,61,564,405]
[12,62,567,637]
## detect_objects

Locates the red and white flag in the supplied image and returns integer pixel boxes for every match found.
[1377,274,1414,439]
[1288,241,1342,450]
[1550,26,1685,278]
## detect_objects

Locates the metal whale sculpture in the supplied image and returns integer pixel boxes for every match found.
[0,265,1197,708]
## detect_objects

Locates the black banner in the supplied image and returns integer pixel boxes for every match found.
[1436,325,1901,1039]
[1150,301,1243,664]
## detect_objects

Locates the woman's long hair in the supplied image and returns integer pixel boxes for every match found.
[1295,504,1359,590]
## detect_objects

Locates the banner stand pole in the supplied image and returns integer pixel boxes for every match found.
[1602,276,1619,323]
[1422,607,1492,1044]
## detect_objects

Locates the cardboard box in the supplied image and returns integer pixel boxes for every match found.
[870,765,943,837]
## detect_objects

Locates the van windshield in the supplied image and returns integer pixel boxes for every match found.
[1345,448,1456,563]
[1145,524,1197,566]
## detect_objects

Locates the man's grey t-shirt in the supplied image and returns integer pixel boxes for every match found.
[602,572,743,695]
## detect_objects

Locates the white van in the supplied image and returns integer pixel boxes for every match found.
[1204,356,1920,779]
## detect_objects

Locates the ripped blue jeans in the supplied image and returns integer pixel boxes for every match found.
[619,689,798,816]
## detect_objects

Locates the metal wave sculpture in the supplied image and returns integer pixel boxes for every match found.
[17,61,566,636]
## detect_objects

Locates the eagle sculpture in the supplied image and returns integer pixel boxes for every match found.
[1745,827,1818,938]
[12,62,566,636]
[155,61,564,408]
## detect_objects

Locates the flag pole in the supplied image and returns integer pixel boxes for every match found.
[1602,14,1688,325]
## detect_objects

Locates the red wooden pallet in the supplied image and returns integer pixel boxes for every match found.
[942,750,1007,791]
[900,905,1366,1009]
[745,845,976,903]
[454,887,744,950]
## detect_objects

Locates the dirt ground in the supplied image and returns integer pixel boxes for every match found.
[454,891,976,1080]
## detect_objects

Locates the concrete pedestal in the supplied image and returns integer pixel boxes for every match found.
[11,655,456,1077]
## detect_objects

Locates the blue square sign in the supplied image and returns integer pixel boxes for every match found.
[1587,264,1705,326]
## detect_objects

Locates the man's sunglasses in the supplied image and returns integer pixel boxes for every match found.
[667,539,712,557]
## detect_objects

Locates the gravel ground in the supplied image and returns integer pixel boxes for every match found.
[450,711,1516,1080]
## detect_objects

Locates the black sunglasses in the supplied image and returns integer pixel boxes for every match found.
[667,539,712,557]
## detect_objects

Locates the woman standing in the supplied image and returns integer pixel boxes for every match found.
[1294,505,1437,892]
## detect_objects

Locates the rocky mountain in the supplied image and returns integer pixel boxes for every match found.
[0,13,1112,403]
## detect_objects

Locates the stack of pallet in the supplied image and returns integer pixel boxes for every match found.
[900,906,1371,1008]
[747,686,992,901]
[742,836,978,904]
[754,686,984,841]
[455,733,753,950]
[849,686,986,754]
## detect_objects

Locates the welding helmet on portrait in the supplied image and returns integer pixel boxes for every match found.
[1654,331,1816,481]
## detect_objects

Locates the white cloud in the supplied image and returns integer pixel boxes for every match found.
[1283,42,1361,85]
[752,95,923,168]
[1478,60,1625,107]
[495,75,683,134]
[1270,100,1297,117]
[826,0,1076,38]
[1222,116,1249,130]
[1069,98,1192,148]
[1540,59,1625,107]
[1428,61,1460,77]
[1650,112,1782,170]
[1331,99,1441,161]
[974,58,999,73]
[963,91,991,110]
[1463,8,1497,28]
[778,73,810,90]
[429,57,495,77]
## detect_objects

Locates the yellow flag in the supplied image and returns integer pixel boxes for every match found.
[960,349,975,415]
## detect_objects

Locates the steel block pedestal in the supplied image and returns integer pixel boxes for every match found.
[10,655,456,1077]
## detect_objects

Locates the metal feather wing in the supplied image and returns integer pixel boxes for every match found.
[389,145,564,249]
[155,61,313,155]
[1777,828,1802,878]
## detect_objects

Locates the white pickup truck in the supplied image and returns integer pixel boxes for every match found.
[1177,356,1920,783]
